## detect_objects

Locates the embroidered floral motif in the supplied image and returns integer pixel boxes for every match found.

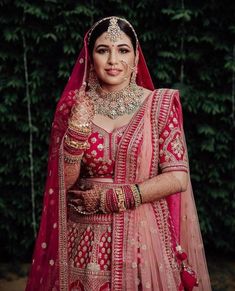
[97,143,104,151]
[169,123,174,129]
[101,165,108,171]
[163,130,169,137]
[171,134,184,158]
[173,117,178,124]
[159,138,164,144]
[91,137,97,144]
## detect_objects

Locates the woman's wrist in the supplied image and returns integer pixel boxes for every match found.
[99,184,142,213]
[64,151,83,164]
[64,121,91,155]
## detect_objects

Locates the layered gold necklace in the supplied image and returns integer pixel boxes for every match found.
[87,83,144,119]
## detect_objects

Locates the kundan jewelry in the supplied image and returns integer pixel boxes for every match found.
[88,16,138,46]
[87,83,144,119]
[105,17,123,43]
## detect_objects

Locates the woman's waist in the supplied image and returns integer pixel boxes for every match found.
[84,177,114,183]
[78,177,116,188]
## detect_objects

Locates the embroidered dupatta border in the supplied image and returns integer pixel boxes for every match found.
[114,96,149,184]
[111,89,181,289]
[58,144,69,290]
[111,94,151,290]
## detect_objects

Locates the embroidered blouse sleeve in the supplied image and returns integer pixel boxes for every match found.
[158,92,188,173]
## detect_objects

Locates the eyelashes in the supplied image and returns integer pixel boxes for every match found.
[96,48,131,54]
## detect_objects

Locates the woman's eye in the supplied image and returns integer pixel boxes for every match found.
[97,49,108,54]
[119,48,129,54]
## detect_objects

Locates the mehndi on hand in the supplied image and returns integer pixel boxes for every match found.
[64,90,94,163]
[68,184,142,215]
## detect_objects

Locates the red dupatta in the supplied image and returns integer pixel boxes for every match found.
[25,29,155,290]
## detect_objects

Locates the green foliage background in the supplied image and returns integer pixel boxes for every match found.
[0,0,234,261]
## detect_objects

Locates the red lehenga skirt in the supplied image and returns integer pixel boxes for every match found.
[68,209,112,290]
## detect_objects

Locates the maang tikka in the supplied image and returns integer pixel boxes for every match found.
[88,16,138,47]
[105,17,123,42]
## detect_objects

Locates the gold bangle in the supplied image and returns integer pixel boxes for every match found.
[115,187,126,211]
[131,185,142,207]
[99,189,107,213]
[68,120,91,134]
[64,153,83,164]
[64,135,88,149]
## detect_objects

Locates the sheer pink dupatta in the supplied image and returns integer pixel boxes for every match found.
[124,91,211,290]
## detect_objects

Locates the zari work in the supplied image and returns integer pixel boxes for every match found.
[65,89,188,290]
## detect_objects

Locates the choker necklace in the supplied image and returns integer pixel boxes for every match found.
[87,83,144,119]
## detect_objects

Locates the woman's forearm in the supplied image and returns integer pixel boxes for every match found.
[63,94,94,191]
[139,171,188,203]
[64,162,81,190]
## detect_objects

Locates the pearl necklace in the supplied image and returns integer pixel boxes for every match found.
[87,83,144,119]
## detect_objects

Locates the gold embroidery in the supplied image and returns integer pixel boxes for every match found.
[97,143,104,151]
[91,150,97,157]
[58,146,70,290]
[91,137,97,143]
[171,134,184,158]
[67,213,112,289]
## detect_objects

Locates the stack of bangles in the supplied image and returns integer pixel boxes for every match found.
[69,184,142,215]
[99,184,142,213]
[64,120,91,164]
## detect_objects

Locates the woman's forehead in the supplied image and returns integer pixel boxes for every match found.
[94,32,133,48]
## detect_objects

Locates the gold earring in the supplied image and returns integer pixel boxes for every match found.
[88,66,98,90]
[130,53,139,84]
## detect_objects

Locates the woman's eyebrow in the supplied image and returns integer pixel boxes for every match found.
[117,44,131,48]
[95,44,109,49]
[95,44,131,49]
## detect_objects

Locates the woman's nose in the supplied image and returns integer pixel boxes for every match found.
[108,50,118,65]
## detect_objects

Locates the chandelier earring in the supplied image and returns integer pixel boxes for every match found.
[130,65,138,85]
[130,51,139,85]
[88,65,99,90]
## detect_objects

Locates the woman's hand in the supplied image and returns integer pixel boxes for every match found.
[69,92,94,130]
[67,189,84,208]
[68,184,100,213]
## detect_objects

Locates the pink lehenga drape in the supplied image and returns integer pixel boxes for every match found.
[25,30,211,291]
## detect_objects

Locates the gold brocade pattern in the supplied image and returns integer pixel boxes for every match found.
[171,135,184,158]
[59,144,70,291]
[67,211,112,290]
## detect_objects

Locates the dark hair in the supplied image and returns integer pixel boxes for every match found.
[88,18,137,56]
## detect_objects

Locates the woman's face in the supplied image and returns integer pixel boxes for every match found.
[92,31,136,91]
